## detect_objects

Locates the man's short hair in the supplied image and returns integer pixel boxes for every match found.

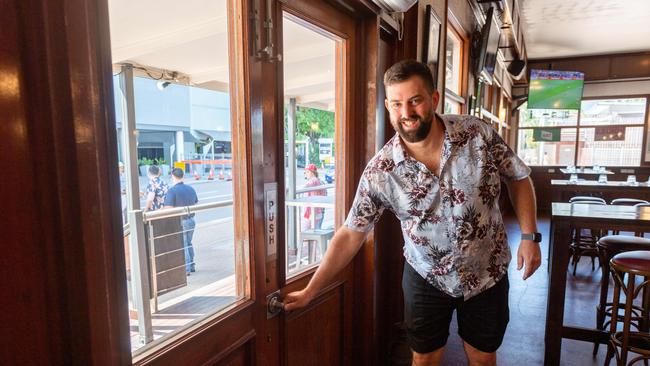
[148,165,160,176]
[172,168,184,179]
[384,59,436,94]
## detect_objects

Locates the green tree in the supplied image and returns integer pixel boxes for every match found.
[294,106,334,166]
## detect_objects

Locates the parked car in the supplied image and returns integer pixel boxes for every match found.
[323,164,335,183]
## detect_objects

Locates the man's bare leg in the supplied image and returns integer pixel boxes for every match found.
[411,347,445,366]
[463,342,496,366]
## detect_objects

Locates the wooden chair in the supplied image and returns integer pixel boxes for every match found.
[569,197,606,275]
[605,251,650,366]
[611,198,650,206]
[570,196,607,204]
[594,235,650,356]
[611,200,650,236]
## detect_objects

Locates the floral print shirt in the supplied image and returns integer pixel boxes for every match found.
[146,176,169,211]
[344,114,531,299]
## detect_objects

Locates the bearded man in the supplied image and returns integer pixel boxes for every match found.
[284,59,541,366]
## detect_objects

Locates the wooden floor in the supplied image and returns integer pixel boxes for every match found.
[440,214,645,366]
[128,213,645,363]
[129,275,237,350]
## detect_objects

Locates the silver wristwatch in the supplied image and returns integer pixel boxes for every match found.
[521,232,542,243]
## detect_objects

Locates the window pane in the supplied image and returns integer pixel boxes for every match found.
[283,15,339,277]
[498,93,508,122]
[519,102,578,127]
[445,28,462,95]
[577,126,643,166]
[517,128,576,166]
[579,98,647,126]
[109,0,247,355]
[444,98,461,114]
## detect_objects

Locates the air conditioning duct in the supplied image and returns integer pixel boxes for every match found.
[371,0,418,40]
[371,0,418,13]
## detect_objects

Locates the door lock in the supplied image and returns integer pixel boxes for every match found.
[266,291,285,319]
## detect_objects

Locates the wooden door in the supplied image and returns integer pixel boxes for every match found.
[1,0,378,364]
[256,0,362,365]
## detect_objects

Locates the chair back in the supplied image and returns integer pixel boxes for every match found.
[611,198,649,206]
[569,196,606,204]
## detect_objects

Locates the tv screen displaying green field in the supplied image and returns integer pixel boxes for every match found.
[528,69,584,110]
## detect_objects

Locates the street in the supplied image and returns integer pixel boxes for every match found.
[124,167,325,225]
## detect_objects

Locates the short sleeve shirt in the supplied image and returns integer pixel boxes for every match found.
[146,176,169,211]
[164,182,198,217]
[344,114,531,299]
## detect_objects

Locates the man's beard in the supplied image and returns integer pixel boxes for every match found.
[392,110,434,143]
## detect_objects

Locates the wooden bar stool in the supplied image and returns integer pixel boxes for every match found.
[569,197,606,275]
[612,199,650,206]
[611,200,650,236]
[570,196,607,204]
[594,236,650,355]
[606,251,650,366]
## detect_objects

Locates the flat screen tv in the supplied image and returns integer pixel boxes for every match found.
[477,7,500,84]
[527,69,585,110]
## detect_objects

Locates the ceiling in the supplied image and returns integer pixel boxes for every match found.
[108,0,337,111]
[520,0,650,59]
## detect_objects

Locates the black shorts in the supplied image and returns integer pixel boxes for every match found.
[402,263,509,354]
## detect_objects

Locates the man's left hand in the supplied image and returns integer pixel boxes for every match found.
[517,240,542,280]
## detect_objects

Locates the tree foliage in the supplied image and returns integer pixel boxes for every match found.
[285,105,335,165]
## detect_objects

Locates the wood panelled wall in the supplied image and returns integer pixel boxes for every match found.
[531,167,650,213]
[528,52,650,81]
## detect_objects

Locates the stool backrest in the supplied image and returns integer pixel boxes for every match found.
[569,196,606,204]
[611,198,650,206]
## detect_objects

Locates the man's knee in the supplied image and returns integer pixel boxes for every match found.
[463,342,496,366]
[411,347,444,366]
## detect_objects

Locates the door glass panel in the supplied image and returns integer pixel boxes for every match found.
[282,14,340,276]
[108,0,248,356]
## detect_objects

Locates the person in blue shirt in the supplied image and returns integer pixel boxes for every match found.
[164,168,199,275]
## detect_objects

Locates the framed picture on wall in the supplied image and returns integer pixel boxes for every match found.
[423,5,442,87]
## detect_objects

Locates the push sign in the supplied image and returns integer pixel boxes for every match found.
[264,183,278,258]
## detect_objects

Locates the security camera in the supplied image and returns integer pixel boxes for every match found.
[157,80,171,91]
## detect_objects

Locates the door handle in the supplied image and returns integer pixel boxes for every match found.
[266,291,284,318]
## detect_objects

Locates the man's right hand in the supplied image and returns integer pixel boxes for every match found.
[283,288,315,311]
[281,227,367,312]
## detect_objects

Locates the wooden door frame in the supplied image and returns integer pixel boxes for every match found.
[269,1,366,365]
[3,0,396,364]
[3,0,131,364]
[4,0,262,364]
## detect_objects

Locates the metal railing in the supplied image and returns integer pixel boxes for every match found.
[285,183,335,274]
[143,200,233,222]
[128,200,234,348]
[294,183,334,195]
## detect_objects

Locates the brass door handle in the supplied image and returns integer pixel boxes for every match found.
[269,297,285,312]
[266,291,284,318]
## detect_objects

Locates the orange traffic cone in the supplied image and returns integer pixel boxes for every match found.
[208,168,215,180]
[226,170,232,181]
[218,169,225,180]
[193,170,200,180]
